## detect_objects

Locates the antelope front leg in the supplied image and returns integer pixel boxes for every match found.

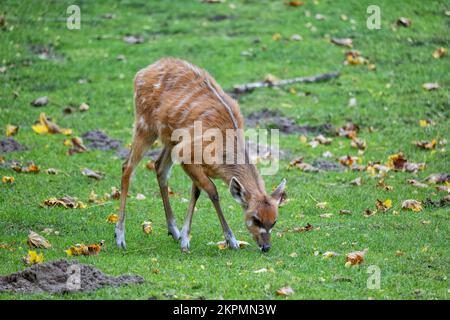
[180,184,201,252]
[210,192,239,249]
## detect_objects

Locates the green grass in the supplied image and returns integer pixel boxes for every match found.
[0,0,449,300]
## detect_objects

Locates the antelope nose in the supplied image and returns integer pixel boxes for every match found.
[261,244,271,252]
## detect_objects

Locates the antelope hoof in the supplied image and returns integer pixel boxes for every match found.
[180,237,190,253]
[168,225,181,241]
[115,226,126,249]
[227,237,240,250]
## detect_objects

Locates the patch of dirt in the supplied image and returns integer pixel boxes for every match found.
[312,159,346,172]
[0,259,144,294]
[115,147,162,160]
[29,44,65,61]
[246,109,334,135]
[81,130,122,151]
[0,138,28,153]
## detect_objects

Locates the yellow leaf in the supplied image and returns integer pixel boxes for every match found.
[2,176,14,184]
[32,123,49,134]
[107,214,118,223]
[6,124,18,136]
[23,250,44,265]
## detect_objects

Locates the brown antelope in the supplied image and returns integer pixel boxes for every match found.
[116,58,286,252]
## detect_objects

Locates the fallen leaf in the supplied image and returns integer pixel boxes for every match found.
[107,214,118,223]
[351,138,367,150]
[215,240,249,250]
[377,179,393,191]
[253,268,268,273]
[364,209,375,217]
[338,155,358,167]
[424,173,449,184]
[27,231,52,249]
[287,1,304,7]
[339,209,352,215]
[419,119,434,127]
[432,47,447,59]
[345,249,367,265]
[123,35,144,44]
[65,241,104,256]
[32,113,72,135]
[414,139,436,150]
[2,176,14,184]
[45,168,59,175]
[136,193,146,200]
[397,17,411,27]
[12,163,40,173]
[407,179,428,188]
[289,34,303,41]
[23,250,44,265]
[319,213,333,218]
[31,96,48,107]
[79,102,89,112]
[271,33,282,41]
[331,37,352,48]
[81,168,104,180]
[6,124,18,137]
[376,199,392,212]
[289,157,319,172]
[387,152,407,170]
[323,251,338,258]
[401,199,423,212]
[68,137,88,155]
[276,286,294,296]
[345,50,368,65]
[349,177,362,186]
[43,195,86,209]
[142,221,153,234]
[314,134,332,145]
[316,202,328,209]
[422,83,439,91]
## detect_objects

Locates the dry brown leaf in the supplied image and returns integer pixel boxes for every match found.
[276,286,294,296]
[401,199,423,212]
[43,195,87,209]
[65,241,104,256]
[376,199,392,212]
[345,249,368,266]
[27,231,52,249]
[424,173,449,184]
[407,179,428,188]
[339,209,352,215]
[377,179,393,191]
[351,138,367,150]
[314,134,332,145]
[79,102,90,112]
[432,47,447,59]
[414,139,437,150]
[287,1,304,7]
[142,221,153,234]
[145,160,155,170]
[81,168,104,180]
[31,96,48,107]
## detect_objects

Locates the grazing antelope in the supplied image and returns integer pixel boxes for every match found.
[116,58,286,252]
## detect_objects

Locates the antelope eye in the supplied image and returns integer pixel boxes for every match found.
[252,217,263,227]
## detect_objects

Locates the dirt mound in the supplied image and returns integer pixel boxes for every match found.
[0,259,144,294]
[81,129,122,151]
[0,138,28,153]
[246,109,334,135]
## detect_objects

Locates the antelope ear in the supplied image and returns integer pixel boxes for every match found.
[229,177,248,207]
[271,179,287,206]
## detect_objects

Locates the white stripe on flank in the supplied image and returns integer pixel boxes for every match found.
[204,78,238,129]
